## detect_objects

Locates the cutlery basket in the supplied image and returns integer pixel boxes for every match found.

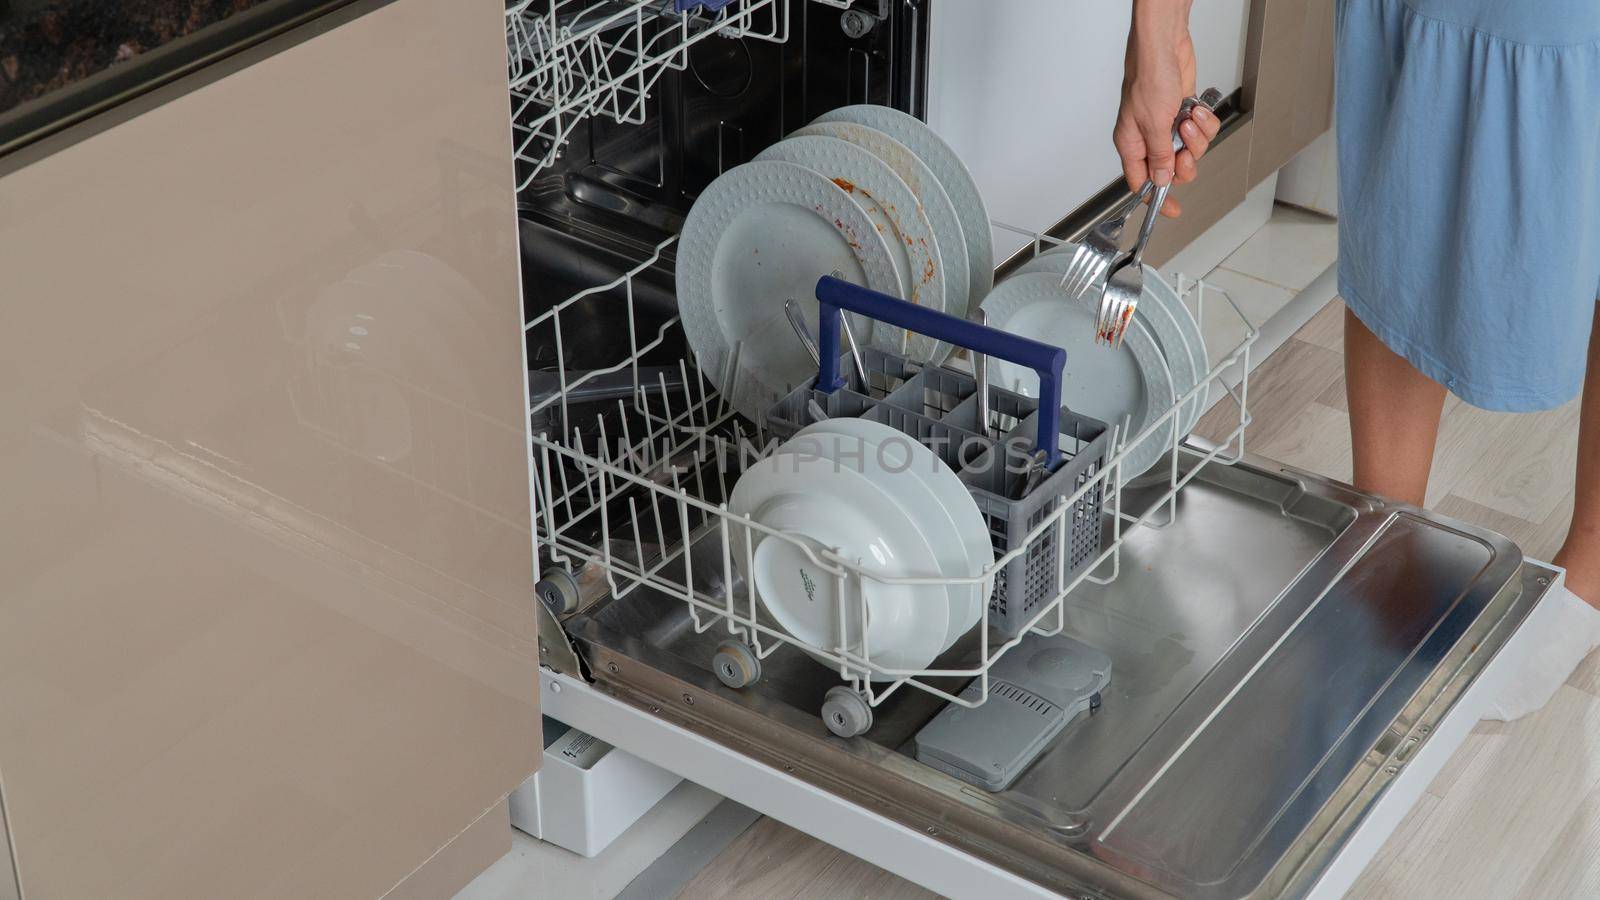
[766,280,1111,638]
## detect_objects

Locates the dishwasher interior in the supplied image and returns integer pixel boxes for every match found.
[510,3,1540,897]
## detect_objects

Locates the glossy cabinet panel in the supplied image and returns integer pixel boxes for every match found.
[1,801,16,900]
[1244,0,1336,187]
[0,1,536,897]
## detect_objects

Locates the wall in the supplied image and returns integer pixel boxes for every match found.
[927,0,1252,260]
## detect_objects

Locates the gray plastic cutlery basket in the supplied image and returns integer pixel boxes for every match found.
[765,347,1110,638]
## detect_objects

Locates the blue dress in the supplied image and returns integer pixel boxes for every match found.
[1336,0,1600,411]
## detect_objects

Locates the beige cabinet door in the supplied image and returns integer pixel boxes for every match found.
[1244,0,1337,187]
[0,1,537,897]
[1,794,16,900]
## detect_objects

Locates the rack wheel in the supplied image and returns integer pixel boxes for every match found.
[712,640,761,690]
[821,686,873,738]
[535,568,581,615]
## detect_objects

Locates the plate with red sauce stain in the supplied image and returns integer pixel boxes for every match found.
[813,105,993,311]
[676,159,910,422]
[756,134,952,364]
[795,119,979,325]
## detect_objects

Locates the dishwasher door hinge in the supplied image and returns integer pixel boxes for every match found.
[535,590,590,680]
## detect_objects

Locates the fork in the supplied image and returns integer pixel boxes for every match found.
[1095,88,1222,347]
[1059,182,1153,300]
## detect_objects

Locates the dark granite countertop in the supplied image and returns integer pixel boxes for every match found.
[0,1,274,116]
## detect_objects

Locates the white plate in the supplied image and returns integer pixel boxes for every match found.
[677,160,907,422]
[729,451,952,674]
[757,135,952,363]
[1148,268,1208,434]
[792,121,976,325]
[789,419,992,647]
[813,105,993,305]
[979,272,1176,485]
[1020,250,1202,437]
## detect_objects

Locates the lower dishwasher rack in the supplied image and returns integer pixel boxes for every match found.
[557,454,1535,900]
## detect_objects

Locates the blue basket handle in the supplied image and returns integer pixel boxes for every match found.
[814,275,1067,468]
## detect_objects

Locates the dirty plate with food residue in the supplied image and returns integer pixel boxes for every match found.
[676,159,909,422]
[757,134,952,364]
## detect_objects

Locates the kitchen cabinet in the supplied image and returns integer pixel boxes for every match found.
[1141,0,1335,269]
[1245,0,1337,187]
[1,800,16,900]
[0,0,536,897]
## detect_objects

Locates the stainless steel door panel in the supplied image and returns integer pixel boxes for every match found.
[567,455,1532,899]
[1098,512,1517,897]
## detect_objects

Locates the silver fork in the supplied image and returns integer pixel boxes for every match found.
[1059,182,1153,300]
[1095,88,1222,347]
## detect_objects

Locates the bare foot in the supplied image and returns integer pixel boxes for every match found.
[1554,526,1600,610]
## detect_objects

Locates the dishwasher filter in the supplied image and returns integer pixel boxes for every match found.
[913,633,1111,791]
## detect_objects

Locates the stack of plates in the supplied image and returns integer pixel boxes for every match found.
[980,250,1207,485]
[677,105,994,422]
[728,418,994,675]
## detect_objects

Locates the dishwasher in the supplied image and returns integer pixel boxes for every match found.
[508,2,1551,897]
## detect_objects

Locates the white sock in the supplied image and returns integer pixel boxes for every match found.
[1481,585,1600,723]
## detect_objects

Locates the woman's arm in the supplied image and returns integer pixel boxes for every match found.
[1114,0,1221,216]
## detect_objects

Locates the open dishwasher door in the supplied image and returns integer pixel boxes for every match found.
[548,449,1540,900]
[504,4,1544,895]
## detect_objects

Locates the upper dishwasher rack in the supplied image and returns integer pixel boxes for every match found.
[506,0,858,187]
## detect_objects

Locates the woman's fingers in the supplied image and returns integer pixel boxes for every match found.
[1174,149,1198,184]
[1137,111,1178,187]
[1179,119,1210,159]
[1113,111,1151,193]
[1170,103,1221,190]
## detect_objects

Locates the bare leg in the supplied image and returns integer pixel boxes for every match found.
[1344,308,1447,507]
[1554,306,1600,607]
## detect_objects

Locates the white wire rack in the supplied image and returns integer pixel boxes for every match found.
[527,222,1259,727]
[506,0,855,188]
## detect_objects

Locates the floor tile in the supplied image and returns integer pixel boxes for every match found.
[1431,495,1546,559]
[1344,686,1600,900]
[1448,399,1581,525]
[1196,268,1296,368]
[1514,782,1600,899]
[1253,400,1351,482]
[1294,298,1344,353]
[1345,793,1442,900]
[1217,204,1339,293]
[1567,646,1600,698]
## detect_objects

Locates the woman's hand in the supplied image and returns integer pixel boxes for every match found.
[1114,1,1220,217]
